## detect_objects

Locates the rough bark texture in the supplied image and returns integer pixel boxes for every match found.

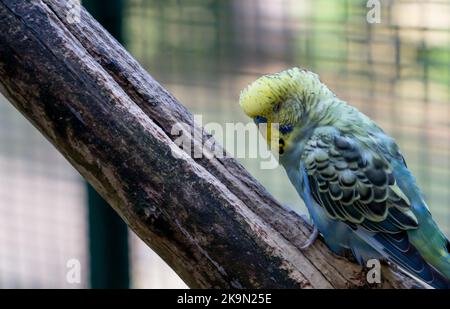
[0,0,417,288]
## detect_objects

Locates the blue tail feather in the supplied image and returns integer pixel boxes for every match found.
[374,232,450,289]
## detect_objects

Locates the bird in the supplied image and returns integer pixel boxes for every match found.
[239,67,450,288]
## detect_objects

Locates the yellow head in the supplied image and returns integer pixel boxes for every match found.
[239,67,332,155]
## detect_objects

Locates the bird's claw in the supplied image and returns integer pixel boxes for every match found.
[387,260,399,272]
[299,224,319,250]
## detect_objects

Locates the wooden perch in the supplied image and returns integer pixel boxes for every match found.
[0,0,416,288]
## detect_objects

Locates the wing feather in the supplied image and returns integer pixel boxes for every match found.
[302,131,418,234]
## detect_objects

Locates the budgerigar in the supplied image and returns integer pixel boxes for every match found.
[239,67,450,288]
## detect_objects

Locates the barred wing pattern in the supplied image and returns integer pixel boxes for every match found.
[302,132,418,234]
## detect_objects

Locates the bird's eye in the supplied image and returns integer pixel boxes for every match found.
[279,124,293,134]
[273,103,281,113]
[254,115,267,124]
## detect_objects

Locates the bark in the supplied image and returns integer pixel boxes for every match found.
[0,0,417,288]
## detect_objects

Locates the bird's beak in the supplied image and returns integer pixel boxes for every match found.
[257,122,281,154]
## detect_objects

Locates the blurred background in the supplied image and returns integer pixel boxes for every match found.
[0,0,449,288]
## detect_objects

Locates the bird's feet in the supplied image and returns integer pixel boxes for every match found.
[387,260,399,272]
[299,224,319,250]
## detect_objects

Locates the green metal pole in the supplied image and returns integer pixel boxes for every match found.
[83,0,130,289]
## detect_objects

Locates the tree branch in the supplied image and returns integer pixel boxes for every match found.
[0,0,416,288]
